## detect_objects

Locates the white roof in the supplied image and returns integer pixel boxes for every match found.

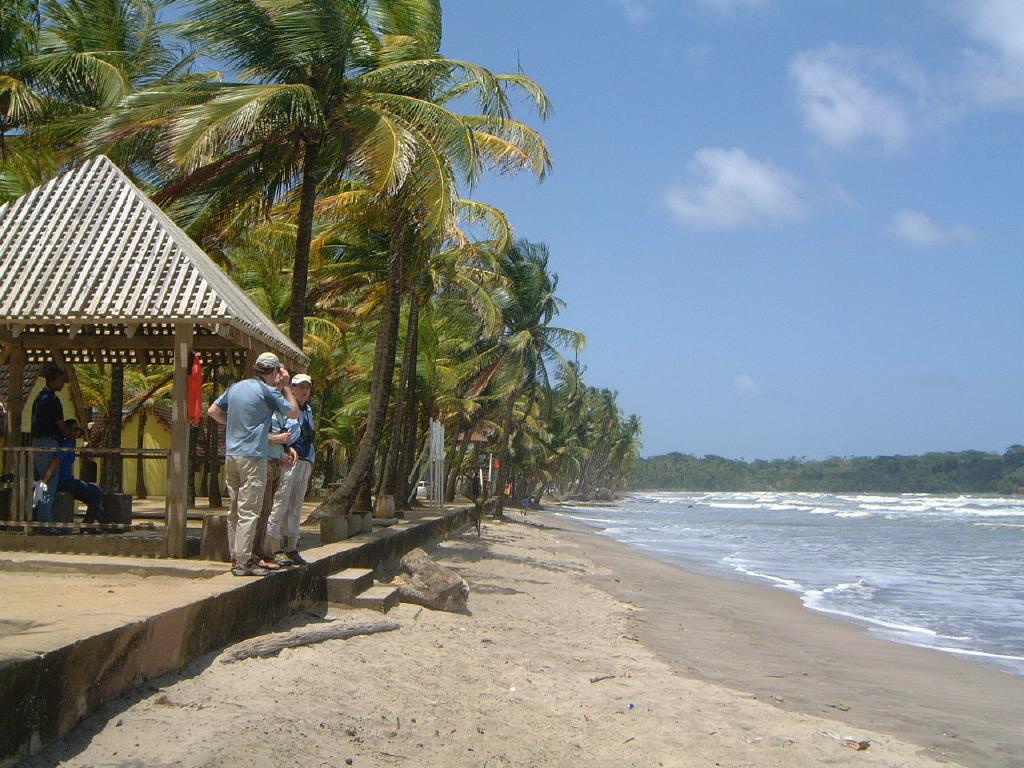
[0,155,307,369]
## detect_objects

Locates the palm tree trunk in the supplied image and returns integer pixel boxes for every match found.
[320,224,406,517]
[382,290,418,502]
[445,422,474,503]
[104,363,124,493]
[394,299,421,509]
[493,394,517,517]
[135,408,148,499]
[288,139,322,348]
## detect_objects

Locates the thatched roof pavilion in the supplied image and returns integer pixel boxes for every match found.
[0,156,307,556]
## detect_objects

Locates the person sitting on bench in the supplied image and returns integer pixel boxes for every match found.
[56,420,111,527]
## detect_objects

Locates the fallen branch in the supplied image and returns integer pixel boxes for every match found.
[590,674,616,684]
[221,620,400,663]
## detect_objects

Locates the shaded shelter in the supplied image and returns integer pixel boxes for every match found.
[0,156,307,556]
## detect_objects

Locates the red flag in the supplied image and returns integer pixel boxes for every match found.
[187,353,203,426]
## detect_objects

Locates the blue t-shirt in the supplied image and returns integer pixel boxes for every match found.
[31,388,64,440]
[214,379,294,458]
[57,437,76,482]
[288,404,316,463]
[267,411,299,460]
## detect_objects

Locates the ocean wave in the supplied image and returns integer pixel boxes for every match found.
[723,558,804,591]
[835,510,873,518]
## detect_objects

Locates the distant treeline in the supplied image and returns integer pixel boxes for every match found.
[632,446,1024,494]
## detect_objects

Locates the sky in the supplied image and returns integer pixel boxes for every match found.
[440,0,1024,460]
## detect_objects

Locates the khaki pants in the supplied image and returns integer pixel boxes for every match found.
[254,460,282,559]
[267,459,313,552]
[225,455,267,564]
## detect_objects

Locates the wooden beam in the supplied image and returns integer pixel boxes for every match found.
[5,344,25,521]
[166,325,194,558]
[8,334,242,351]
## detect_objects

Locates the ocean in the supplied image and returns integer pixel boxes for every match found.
[555,491,1024,675]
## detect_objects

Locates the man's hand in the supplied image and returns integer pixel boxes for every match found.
[281,447,297,468]
[268,431,291,445]
[276,368,291,389]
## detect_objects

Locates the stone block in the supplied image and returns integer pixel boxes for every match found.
[200,512,231,562]
[52,492,76,523]
[320,515,348,544]
[102,492,133,525]
[351,585,400,613]
[326,568,374,603]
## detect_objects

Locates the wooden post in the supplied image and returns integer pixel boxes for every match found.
[5,344,25,521]
[166,325,193,558]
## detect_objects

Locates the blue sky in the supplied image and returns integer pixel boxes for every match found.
[441,0,1024,459]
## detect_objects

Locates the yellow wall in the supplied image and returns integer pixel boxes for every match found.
[121,412,172,497]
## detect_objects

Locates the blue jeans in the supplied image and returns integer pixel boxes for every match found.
[58,478,110,524]
[32,438,58,522]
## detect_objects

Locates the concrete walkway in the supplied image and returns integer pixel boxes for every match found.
[0,506,473,767]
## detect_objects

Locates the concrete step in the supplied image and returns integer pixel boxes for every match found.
[350,585,400,614]
[326,568,375,603]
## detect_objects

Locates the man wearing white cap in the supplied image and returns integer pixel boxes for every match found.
[266,373,316,566]
[208,352,299,576]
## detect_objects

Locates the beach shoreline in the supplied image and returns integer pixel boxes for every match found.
[539,507,1024,768]
[20,516,1019,768]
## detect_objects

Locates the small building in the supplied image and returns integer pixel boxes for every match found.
[0,156,307,557]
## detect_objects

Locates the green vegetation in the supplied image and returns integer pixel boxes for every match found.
[634,446,1024,495]
[2,0,641,511]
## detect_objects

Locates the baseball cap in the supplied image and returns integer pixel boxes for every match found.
[291,373,312,386]
[254,352,283,370]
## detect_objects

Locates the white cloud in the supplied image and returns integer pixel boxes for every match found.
[612,0,654,24]
[890,210,976,248]
[696,0,765,14]
[735,374,761,396]
[955,0,1024,105]
[664,147,803,229]
[789,45,913,152]
[959,0,1024,61]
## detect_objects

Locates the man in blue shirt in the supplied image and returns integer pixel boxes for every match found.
[266,373,316,566]
[56,420,111,527]
[208,352,298,576]
[30,364,73,525]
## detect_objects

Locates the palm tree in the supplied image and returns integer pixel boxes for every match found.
[486,240,584,514]
[100,0,548,347]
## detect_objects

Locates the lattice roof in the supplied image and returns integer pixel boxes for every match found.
[0,156,307,370]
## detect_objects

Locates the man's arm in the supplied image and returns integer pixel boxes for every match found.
[208,403,227,425]
[208,389,229,425]
[270,369,299,419]
[41,454,61,485]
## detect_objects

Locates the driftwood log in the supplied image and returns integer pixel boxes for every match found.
[220,619,400,663]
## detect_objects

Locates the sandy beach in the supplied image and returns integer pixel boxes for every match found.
[21,515,1021,768]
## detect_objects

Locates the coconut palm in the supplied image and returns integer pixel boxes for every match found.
[99,0,549,348]
[482,240,584,514]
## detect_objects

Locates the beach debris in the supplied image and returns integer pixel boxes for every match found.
[819,730,871,750]
[396,548,470,612]
[623,736,636,744]
[154,695,183,707]
[590,674,616,684]
[219,619,400,663]
[828,703,851,712]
